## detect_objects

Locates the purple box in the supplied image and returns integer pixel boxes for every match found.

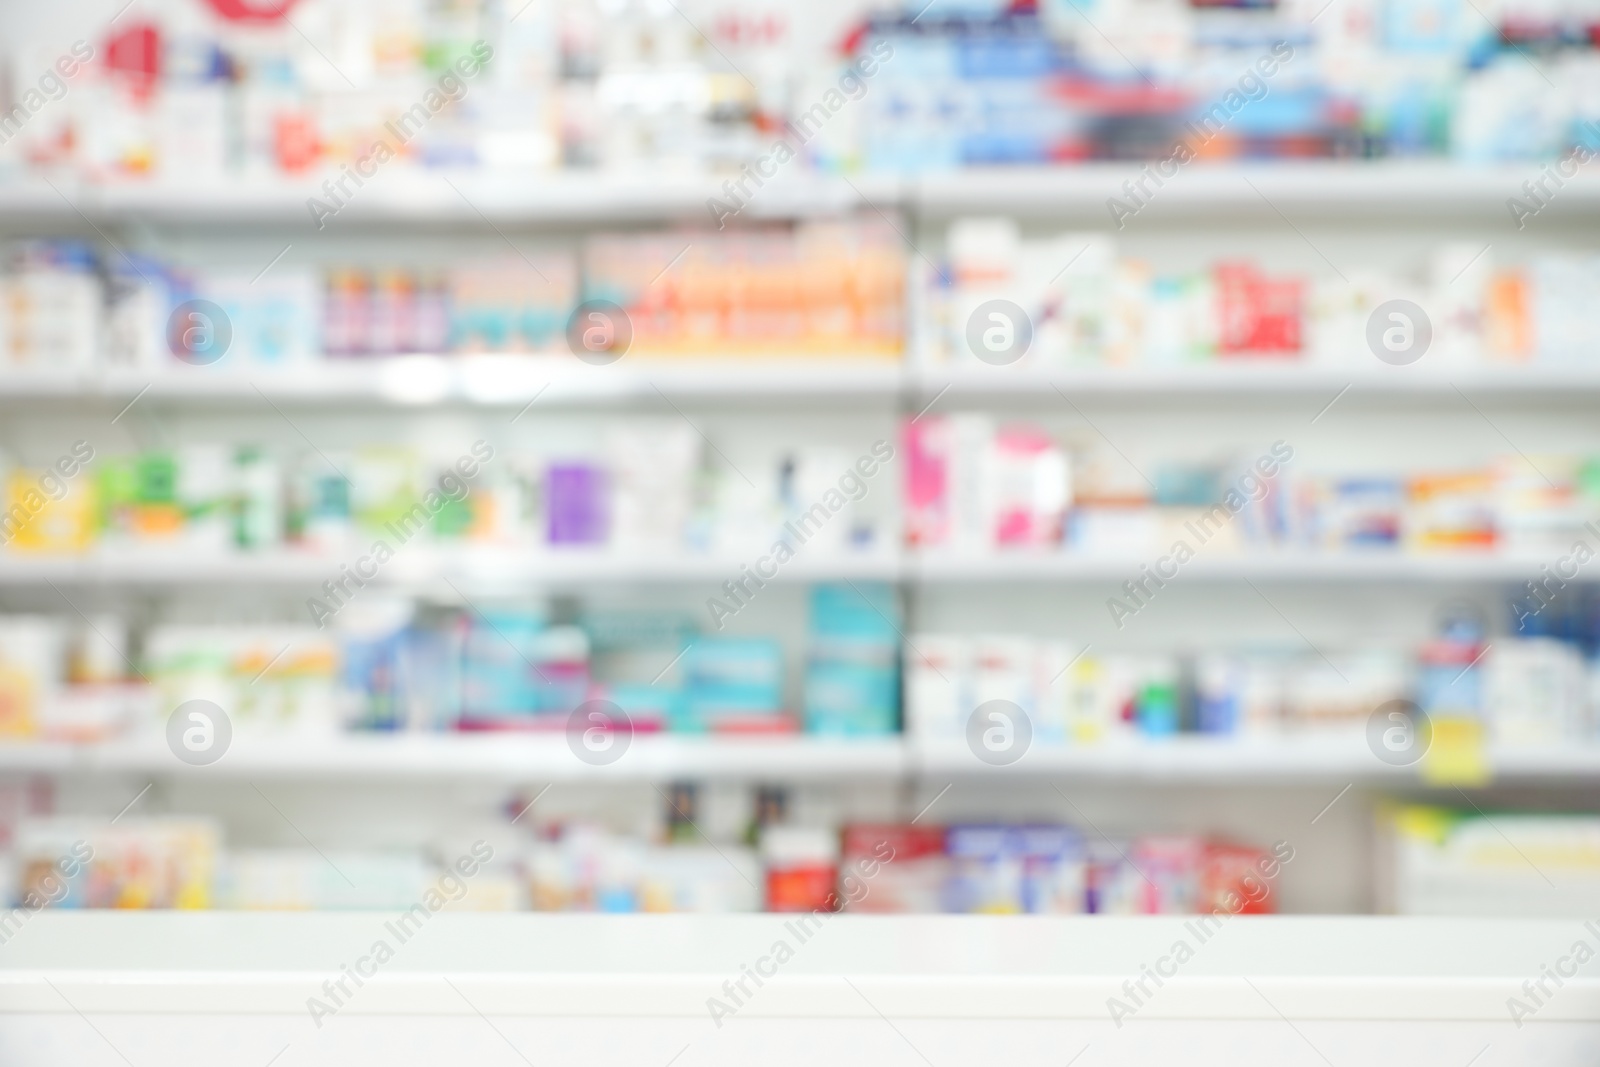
[547,463,607,545]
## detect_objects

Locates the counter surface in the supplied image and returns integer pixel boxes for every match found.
[1,913,1597,1020]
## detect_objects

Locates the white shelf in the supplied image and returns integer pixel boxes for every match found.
[10,360,1600,406]
[914,362,1600,398]
[0,549,1555,585]
[0,359,906,405]
[910,551,1546,583]
[7,735,1600,782]
[0,547,903,586]
[913,737,1600,781]
[914,162,1600,216]
[0,171,909,223]
[6,164,1594,222]
[0,734,908,781]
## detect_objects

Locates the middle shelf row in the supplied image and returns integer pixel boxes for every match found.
[2,401,1591,579]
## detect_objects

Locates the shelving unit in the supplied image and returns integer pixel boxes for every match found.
[6,158,1600,921]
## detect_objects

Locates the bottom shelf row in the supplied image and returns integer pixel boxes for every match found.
[10,797,1596,920]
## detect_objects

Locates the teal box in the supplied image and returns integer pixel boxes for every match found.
[804,584,900,736]
[802,649,900,736]
[810,582,900,640]
[605,683,680,734]
[680,638,785,732]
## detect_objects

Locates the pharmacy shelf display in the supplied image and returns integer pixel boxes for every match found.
[4,157,1600,931]
[10,0,1600,921]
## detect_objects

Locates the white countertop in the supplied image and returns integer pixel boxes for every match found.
[2,914,1597,1022]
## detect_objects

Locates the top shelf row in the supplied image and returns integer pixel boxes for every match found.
[6,165,1600,224]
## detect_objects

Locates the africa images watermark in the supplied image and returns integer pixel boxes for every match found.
[1506,918,1600,1027]
[1106,839,1296,1027]
[306,40,494,230]
[1511,519,1600,632]
[0,40,93,145]
[1506,122,1600,230]
[0,840,94,946]
[1106,440,1295,629]
[705,838,896,1028]
[306,840,496,1027]
[705,38,895,229]
[705,439,895,630]
[1106,41,1295,229]
[0,440,96,548]
[306,440,495,627]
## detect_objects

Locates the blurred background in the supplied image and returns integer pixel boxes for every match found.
[0,0,1598,921]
